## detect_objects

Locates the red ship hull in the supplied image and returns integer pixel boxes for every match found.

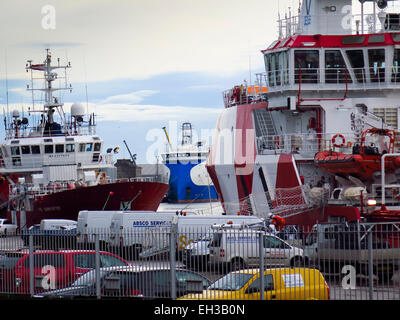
[7,181,169,228]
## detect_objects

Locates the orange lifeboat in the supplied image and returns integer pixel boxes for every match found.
[314,129,400,181]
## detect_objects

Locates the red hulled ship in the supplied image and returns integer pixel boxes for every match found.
[1,50,169,228]
[206,0,400,230]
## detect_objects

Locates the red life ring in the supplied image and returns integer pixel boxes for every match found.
[274,136,280,148]
[332,134,345,148]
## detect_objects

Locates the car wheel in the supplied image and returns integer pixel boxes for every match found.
[291,256,304,267]
[231,258,245,271]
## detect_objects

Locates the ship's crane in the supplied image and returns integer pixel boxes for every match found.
[162,126,173,151]
[123,140,137,166]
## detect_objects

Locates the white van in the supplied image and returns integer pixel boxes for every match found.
[209,228,304,271]
[108,212,263,258]
[108,211,177,258]
[77,210,156,248]
[176,215,263,250]
[180,215,263,269]
[40,219,77,230]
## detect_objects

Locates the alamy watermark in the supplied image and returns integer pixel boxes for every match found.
[145,121,256,175]
[342,265,357,290]
[41,5,56,30]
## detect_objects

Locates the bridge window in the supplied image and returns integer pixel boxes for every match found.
[44,145,53,154]
[266,53,279,86]
[10,146,20,156]
[94,143,101,152]
[12,158,21,166]
[55,144,64,153]
[66,144,75,153]
[368,49,385,83]
[392,49,400,82]
[265,51,289,87]
[346,50,365,83]
[282,51,289,85]
[21,146,30,155]
[31,145,40,154]
[325,50,349,83]
[294,50,319,84]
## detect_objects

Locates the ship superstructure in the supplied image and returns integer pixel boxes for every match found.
[207,0,400,229]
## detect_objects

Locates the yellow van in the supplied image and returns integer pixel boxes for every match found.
[179,268,329,300]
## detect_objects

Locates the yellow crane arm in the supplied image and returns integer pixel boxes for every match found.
[162,126,173,150]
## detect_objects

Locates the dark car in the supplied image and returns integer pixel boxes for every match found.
[21,226,77,250]
[34,265,211,299]
[0,250,131,295]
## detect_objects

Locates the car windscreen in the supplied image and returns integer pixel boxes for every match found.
[71,270,107,287]
[208,273,253,291]
[0,257,22,270]
[209,233,222,247]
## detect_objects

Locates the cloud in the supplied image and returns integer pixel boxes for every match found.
[99,90,158,105]
[92,103,221,123]
[0,0,277,82]
[186,84,225,91]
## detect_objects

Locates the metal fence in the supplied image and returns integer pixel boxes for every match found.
[0,221,399,300]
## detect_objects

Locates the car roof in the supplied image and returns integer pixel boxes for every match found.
[217,229,275,235]
[98,265,203,274]
[1,249,119,256]
[231,267,321,275]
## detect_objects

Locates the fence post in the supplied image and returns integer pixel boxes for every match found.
[29,234,34,297]
[368,230,374,301]
[95,233,101,300]
[170,217,178,300]
[259,231,265,300]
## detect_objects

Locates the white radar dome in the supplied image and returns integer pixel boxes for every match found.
[12,110,20,118]
[71,103,85,117]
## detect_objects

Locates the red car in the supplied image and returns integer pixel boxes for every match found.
[0,250,131,295]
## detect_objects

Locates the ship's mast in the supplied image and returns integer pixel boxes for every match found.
[181,122,193,146]
[25,48,72,136]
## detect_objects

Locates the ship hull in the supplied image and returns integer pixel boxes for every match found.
[164,161,218,203]
[8,181,169,228]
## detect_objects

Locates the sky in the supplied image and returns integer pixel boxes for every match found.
[0,0,363,163]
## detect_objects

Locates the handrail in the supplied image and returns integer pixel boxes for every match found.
[9,175,168,198]
[223,66,400,108]
[277,8,400,39]
[381,153,400,209]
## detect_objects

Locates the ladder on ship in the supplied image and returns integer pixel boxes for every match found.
[254,109,277,150]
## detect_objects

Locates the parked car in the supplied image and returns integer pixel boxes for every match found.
[34,265,211,299]
[0,250,131,295]
[0,219,18,236]
[179,267,330,300]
